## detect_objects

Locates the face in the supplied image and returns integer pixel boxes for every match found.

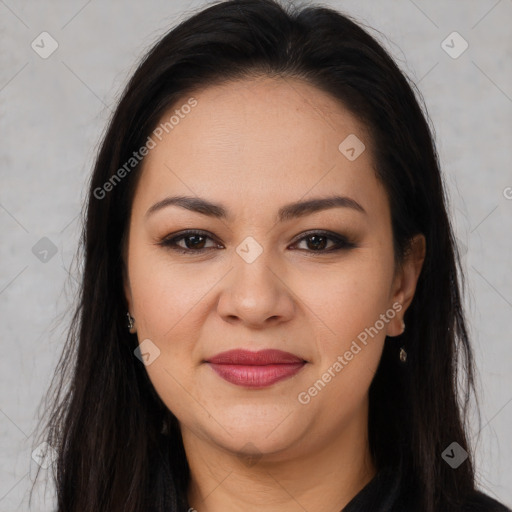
[123,75,425,462]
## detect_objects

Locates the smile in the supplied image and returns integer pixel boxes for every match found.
[206,349,307,388]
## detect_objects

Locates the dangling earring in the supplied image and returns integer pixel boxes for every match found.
[126,311,135,333]
[399,320,407,363]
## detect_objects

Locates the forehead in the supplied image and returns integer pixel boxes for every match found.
[132,76,388,222]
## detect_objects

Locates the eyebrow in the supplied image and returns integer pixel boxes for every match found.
[144,194,367,222]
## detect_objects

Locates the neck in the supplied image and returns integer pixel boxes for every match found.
[183,406,376,512]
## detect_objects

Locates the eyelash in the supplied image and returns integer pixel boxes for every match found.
[157,229,356,256]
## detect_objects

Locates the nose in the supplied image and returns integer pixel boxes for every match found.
[216,249,296,329]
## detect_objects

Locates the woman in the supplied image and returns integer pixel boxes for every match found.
[31,0,511,511]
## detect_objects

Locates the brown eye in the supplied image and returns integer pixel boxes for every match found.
[299,234,331,251]
[178,234,207,250]
[158,229,355,256]
[291,231,356,254]
[159,230,221,254]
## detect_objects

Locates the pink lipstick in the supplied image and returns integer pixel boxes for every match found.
[206,349,306,388]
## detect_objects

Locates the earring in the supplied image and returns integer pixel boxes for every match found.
[399,320,406,363]
[126,312,135,333]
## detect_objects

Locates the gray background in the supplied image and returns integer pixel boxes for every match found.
[0,0,511,510]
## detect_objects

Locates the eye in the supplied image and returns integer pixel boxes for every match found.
[157,229,356,255]
[290,230,356,254]
[158,230,221,254]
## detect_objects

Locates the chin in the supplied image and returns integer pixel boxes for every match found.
[200,406,309,453]
[214,428,303,462]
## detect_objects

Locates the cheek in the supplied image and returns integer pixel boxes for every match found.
[128,244,215,341]
[128,252,214,422]
[293,264,391,419]
[293,255,394,344]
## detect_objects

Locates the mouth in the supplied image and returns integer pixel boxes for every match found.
[205,349,307,388]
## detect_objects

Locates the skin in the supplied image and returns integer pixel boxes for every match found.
[123,75,426,512]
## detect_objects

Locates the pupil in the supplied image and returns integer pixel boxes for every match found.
[187,235,205,249]
[308,235,326,250]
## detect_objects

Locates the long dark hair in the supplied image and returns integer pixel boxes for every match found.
[31,1,480,510]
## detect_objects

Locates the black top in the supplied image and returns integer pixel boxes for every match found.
[341,466,511,512]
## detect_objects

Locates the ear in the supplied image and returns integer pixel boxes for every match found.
[387,233,426,337]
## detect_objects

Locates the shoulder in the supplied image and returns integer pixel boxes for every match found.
[462,490,511,512]
[397,487,511,512]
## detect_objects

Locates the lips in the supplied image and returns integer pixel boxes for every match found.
[207,349,305,365]
[206,349,306,388]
